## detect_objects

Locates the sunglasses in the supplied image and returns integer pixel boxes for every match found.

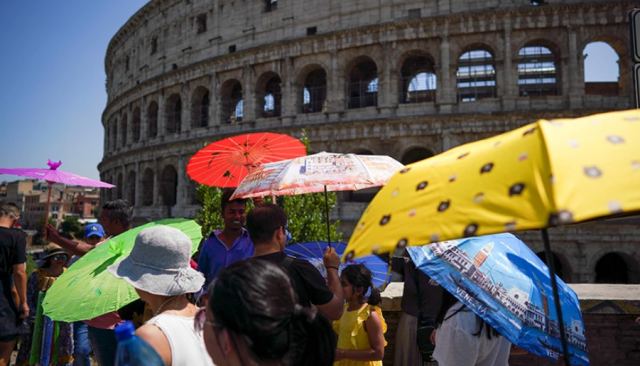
[194,307,220,333]
[50,254,68,261]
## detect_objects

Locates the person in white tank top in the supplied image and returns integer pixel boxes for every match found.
[108,225,214,366]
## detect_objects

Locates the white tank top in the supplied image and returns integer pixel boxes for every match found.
[147,313,215,366]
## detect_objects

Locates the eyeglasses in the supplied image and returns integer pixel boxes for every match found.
[51,254,68,261]
[194,307,220,333]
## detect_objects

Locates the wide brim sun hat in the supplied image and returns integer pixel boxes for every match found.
[40,243,70,260]
[108,225,204,296]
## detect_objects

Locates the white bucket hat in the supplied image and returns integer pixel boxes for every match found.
[108,225,204,296]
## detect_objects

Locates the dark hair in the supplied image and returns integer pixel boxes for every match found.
[209,259,335,365]
[341,264,381,306]
[101,199,131,227]
[220,188,247,212]
[0,201,20,218]
[246,204,287,244]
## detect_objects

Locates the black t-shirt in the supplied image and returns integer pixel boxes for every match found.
[0,227,27,275]
[256,252,333,308]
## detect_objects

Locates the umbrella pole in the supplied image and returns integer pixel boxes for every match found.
[324,185,331,247]
[43,184,53,239]
[541,229,571,366]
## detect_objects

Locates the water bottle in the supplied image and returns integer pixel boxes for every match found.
[114,321,165,366]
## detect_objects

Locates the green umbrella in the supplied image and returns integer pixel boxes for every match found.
[42,218,202,322]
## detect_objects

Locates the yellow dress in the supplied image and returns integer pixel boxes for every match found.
[333,304,387,366]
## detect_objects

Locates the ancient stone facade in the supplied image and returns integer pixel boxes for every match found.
[100,0,639,283]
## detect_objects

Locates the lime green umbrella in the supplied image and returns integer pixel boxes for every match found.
[42,218,202,322]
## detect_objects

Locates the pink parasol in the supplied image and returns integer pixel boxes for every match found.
[231,152,403,245]
[0,160,115,230]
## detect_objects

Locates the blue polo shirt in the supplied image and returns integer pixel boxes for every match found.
[198,228,254,287]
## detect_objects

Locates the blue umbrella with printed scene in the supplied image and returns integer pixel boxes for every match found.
[285,241,391,289]
[407,233,589,366]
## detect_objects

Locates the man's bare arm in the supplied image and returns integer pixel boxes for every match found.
[44,224,93,256]
[12,262,28,318]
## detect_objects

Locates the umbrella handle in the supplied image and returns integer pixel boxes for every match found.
[43,184,53,240]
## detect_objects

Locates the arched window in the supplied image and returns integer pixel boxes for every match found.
[165,94,182,133]
[116,173,124,199]
[142,168,154,206]
[457,49,496,102]
[536,251,569,282]
[518,44,558,96]
[258,73,282,118]
[401,55,437,103]
[221,80,243,123]
[595,253,630,284]
[191,87,210,128]
[132,108,141,142]
[583,42,619,96]
[126,171,136,205]
[401,147,434,165]
[147,101,158,138]
[302,68,327,113]
[160,165,178,207]
[348,58,378,109]
[120,114,128,147]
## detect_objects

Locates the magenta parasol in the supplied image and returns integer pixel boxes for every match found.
[0,160,115,230]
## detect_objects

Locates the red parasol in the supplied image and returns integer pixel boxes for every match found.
[187,132,306,187]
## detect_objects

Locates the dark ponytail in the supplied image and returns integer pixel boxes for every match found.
[209,259,335,366]
[341,264,381,306]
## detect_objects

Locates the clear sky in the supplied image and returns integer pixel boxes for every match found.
[0,0,148,181]
[0,2,619,183]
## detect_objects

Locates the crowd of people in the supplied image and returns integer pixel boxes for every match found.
[0,189,511,366]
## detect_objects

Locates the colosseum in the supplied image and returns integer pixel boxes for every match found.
[99,0,639,284]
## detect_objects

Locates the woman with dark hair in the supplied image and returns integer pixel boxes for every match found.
[333,264,387,366]
[200,259,336,366]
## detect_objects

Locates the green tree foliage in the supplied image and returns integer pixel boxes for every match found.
[60,216,83,239]
[193,130,342,244]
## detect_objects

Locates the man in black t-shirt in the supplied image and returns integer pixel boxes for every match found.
[0,202,28,365]
[248,204,344,320]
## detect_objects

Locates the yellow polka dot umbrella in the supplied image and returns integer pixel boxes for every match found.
[345,108,640,365]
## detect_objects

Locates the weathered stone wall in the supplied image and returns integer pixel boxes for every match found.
[380,283,640,366]
[99,0,640,284]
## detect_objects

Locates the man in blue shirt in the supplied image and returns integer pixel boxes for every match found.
[198,189,254,288]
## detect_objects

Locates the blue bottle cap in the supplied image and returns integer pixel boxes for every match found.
[114,320,136,342]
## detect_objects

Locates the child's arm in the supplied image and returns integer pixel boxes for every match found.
[335,310,385,361]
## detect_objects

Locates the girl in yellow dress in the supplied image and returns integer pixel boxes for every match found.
[333,264,387,366]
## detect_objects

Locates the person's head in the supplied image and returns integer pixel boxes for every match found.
[0,201,20,228]
[108,225,204,301]
[220,189,247,232]
[340,264,381,306]
[39,243,70,270]
[202,259,335,366]
[99,199,131,236]
[245,204,287,248]
[84,223,106,245]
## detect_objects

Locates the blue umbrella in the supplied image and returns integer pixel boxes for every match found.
[285,241,391,289]
[407,233,589,366]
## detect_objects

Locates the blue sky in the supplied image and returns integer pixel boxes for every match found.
[0,2,619,182]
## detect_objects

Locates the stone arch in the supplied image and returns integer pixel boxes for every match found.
[132,107,141,142]
[517,40,561,97]
[456,46,497,102]
[536,251,572,282]
[120,113,128,147]
[191,86,210,128]
[256,72,282,118]
[160,165,178,207]
[126,170,136,206]
[594,252,639,284]
[111,118,118,151]
[583,41,619,96]
[142,168,154,206]
[296,64,327,114]
[399,51,437,103]
[401,146,434,165]
[347,56,378,109]
[220,79,243,123]
[116,173,124,199]
[165,93,182,134]
[147,101,158,138]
